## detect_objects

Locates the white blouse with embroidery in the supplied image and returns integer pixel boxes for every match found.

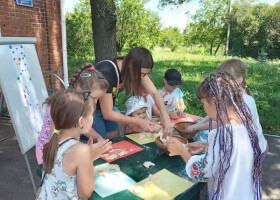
[186,125,256,200]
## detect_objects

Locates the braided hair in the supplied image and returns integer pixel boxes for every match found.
[68,63,108,92]
[217,59,253,96]
[197,71,261,200]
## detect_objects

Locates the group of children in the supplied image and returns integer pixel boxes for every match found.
[36,58,268,200]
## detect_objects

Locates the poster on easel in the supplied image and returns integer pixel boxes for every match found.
[0,37,48,154]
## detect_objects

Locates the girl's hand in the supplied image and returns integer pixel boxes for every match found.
[166,137,187,156]
[87,137,112,161]
[177,111,187,118]
[186,125,197,134]
[151,124,162,133]
[168,111,179,119]
[186,142,207,155]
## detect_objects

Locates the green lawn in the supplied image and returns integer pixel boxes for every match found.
[68,50,280,135]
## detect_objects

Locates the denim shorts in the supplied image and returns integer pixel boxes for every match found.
[92,109,119,139]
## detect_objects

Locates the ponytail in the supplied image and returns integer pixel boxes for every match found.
[43,133,59,174]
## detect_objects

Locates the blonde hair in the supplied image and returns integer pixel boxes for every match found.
[217,59,253,96]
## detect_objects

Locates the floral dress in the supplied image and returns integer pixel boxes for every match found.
[39,139,81,200]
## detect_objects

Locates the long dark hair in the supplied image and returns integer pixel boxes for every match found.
[197,71,261,200]
[43,89,95,173]
[121,47,154,96]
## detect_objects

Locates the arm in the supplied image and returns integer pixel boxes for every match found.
[141,76,173,137]
[76,145,95,199]
[187,120,217,133]
[99,93,158,132]
[152,104,161,117]
[177,98,187,118]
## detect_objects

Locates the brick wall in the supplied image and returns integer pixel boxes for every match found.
[0,0,63,89]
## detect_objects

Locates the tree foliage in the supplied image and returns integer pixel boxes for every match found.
[158,27,183,51]
[116,0,161,52]
[66,0,94,58]
[183,0,228,55]
[229,1,280,59]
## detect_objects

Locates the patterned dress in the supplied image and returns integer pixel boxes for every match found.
[39,139,81,200]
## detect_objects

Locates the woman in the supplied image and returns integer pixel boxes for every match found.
[93,47,173,139]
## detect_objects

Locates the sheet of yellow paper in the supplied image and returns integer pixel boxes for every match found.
[125,132,161,145]
[129,169,194,200]
[129,182,171,200]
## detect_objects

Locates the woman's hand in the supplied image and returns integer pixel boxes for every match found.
[186,125,197,134]
[186,142,208,155]
[139,119,160,133]
[87,137,112,161]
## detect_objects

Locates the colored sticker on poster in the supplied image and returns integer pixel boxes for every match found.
[9,44,42,141]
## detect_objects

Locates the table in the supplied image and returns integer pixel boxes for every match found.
[36,134,205,200]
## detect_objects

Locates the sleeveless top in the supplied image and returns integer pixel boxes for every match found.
[39,139,81,200]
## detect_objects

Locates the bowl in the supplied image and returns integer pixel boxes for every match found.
[174,122,198,139]
[155,135,188,155]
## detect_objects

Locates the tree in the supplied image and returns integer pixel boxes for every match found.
[115,0,161,53]
[184,0,228,55]
[225,0,232,56]
[66,0,94,58]
[90,0,117,62]
[158,0,191,8]
[159,27,183,51]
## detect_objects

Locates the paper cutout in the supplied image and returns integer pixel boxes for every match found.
[129,169,194,200]
[125,132,162,145]
[94,163,136,198]
[101,140,144,163]
[9,45,43,141]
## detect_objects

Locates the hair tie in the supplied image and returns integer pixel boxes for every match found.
[89,66,95,71]
[53,129,60,134]
[245,85,248,88]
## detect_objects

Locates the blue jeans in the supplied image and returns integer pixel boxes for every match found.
[92,109,119,139]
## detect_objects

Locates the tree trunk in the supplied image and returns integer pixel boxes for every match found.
[90,0,117,63]
[210,42,213,55]
[225,0,232,56]
[214,40,223,55]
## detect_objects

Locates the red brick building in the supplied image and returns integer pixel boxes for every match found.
[0,0,64,88]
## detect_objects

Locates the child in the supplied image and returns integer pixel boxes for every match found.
[167,72,262,200]
[124,96,161,134]
[36,63,108,164]
[141,86,161,119]
[159,69,187,119]
[39,89,112,199]
[188,59,268,162]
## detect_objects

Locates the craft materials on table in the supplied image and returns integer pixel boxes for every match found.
[94,163,136,198]
[170,114,201,124]
[125,131,162,145]
[129,169,194,200]
[101,140,144,163]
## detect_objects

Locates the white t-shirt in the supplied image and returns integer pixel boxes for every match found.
[186,125,257,200]
[145,95,155,119]
[243,94,267,153]
[159,87,183,112]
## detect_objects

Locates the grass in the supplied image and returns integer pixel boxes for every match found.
[68,50,280,136]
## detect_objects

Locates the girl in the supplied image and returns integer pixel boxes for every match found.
[141,86,161,119]
[187,59,268,161]
[92,47,173,139]
[36,63,108,164]
[39,89,112,199]
[167,72,262,200]
[124,96,161,133]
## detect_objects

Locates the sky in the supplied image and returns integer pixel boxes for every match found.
[65,0,279,30]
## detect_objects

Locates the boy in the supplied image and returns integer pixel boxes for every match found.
[159,69,187,119]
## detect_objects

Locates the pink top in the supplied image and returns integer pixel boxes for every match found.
[36,106,52,150]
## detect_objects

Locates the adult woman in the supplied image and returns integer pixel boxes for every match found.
[93,47,173,139]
